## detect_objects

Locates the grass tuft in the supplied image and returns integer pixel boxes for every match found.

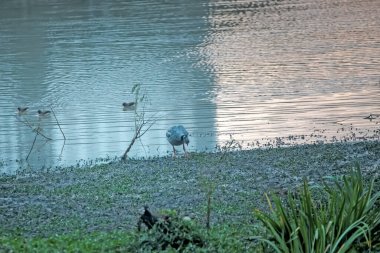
[254,166,380,252]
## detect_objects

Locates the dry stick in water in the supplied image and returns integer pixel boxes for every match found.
[26,132,50,161]
[59,141,66,160]
[14,115,52,141]
[50,106,66,140]
[49,105,66,159]
[25,121,51,161]
[15,113,54,161]
[26,129,39,161]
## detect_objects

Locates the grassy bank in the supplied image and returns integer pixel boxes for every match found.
[1,141,379,252]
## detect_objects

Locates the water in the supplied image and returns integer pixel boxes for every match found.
[1,0,379,174]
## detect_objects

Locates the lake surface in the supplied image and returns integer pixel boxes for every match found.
[1,0,379,174]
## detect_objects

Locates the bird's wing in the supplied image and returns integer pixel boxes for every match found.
[179,126,188,136]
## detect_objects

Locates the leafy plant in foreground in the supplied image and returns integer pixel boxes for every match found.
[254,166,380,252]
[135,210,204,252]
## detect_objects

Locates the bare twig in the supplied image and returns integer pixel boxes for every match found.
[121,117,156,160]
[15,115,34,128]
[59,140,66,160]
[137,116,156,138]
[26,132,38,160]
[122,123,144,160]
[15,115,52,140]
[50,106,66,140]
[121,84,156,161]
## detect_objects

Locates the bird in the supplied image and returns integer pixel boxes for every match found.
[122,102,135,111]
[37,110,51,117]
[137,206,159,231]
[17,107,28,115]
[166,125,190,157]
[364,114,377,121]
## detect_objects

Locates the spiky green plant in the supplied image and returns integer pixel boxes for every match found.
[254,166,380,253]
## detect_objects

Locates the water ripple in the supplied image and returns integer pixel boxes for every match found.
[0,0,379,173]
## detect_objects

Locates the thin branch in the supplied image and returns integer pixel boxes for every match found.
[15,115,52,140]
[121,84,156,161]
[15,115,34,128]
[122,124,144,160]
[50,106,66,140]
[137,121,155,138]
[136,113,158,138]
[138,137,147,156]
[59,140,66,160]
[26,132,38,160]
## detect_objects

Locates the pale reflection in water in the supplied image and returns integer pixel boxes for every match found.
[0,0,379,173]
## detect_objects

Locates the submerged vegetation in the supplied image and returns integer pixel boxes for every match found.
[0,141,379,252]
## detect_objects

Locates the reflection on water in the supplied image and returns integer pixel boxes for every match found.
[0,0,379,174]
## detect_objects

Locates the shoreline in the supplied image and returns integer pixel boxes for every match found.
[1,140,379,237]
[1,129,379,175]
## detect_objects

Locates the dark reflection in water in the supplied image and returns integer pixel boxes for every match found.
[0,0,379,173]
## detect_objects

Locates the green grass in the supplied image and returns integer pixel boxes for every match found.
[1,142,380,252]
[3,166,378,252]
[0,224,263,253]
[51,176,132,199]
[254,166,380,253]
[0,231,135,253]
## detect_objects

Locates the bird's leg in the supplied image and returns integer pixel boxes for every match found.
[183,143,189,158]
[172,146,176,158]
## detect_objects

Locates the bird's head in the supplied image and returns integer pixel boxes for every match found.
[181,135,190,145]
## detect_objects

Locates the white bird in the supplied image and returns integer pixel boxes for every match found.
[166,125,190,157]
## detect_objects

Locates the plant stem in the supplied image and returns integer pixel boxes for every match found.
[50,106,66,140]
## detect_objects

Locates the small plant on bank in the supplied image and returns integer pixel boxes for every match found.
[133,210,205,252]
[217,134,242,160]
[198,174,217,231]
[122,84,156,160]
[254,166,380,252]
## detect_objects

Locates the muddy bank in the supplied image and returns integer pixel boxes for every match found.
[0,141,379,237]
